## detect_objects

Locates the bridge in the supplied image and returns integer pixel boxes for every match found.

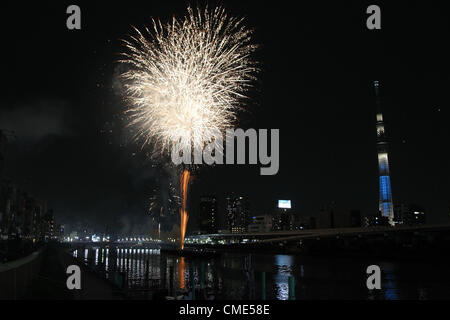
[258,224,450,243]
[185,224,450,245]
[64,224,450,254]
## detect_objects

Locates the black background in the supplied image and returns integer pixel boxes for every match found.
[4,1,450,234]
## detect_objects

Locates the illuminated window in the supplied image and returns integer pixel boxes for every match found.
[377,114,383,122]
[377,125,385,137]
[379,176,392,201]
[378,153,389,173]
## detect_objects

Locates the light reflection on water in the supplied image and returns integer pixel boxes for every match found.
[72,247,449,300]
[273,255,294,300]
[178,257,186,289]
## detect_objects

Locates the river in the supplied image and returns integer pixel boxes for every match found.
[72,246,450,300]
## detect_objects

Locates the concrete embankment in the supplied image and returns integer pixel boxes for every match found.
[0,249,43,299]
[1,244,124,300]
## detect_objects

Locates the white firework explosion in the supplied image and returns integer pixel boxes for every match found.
[119,5,258,156]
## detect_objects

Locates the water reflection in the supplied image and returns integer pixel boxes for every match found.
[70,247,449,300]
[381,263,399,300]
[274,255,294,300]
[178,257,186,289]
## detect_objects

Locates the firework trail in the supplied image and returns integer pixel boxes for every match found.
[179,170,190,249]
[120,5,258,248]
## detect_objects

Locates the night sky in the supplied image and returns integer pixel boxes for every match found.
[4,1,450,234]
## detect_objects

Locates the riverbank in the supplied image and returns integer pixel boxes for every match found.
[1,244,125,300]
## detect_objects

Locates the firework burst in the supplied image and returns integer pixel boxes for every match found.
[119,5,258,154]
[120,5,258,249]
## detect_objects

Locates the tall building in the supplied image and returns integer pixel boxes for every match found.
[41,210,55,241]
[374,81,394,226]
[248,215,272,233]
[363,211,390,227]
[394,204,426,226]
[198,196,218,234]
[272,200,296,231]
[226,195,250,233]
[0,130,7,178]
[0,182,12,236]
[271,213,290,231]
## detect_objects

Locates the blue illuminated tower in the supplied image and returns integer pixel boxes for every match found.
[374,81,394,226]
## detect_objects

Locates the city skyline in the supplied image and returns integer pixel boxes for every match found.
[2,0,450,304]
[2,1,449,233]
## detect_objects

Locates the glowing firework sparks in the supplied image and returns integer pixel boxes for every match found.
[120,5,258,249]
[180,170,190,249]
[120,5,258,153]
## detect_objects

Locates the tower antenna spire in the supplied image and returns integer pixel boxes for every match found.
[374,81,394,226]
[374,80,382,114]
